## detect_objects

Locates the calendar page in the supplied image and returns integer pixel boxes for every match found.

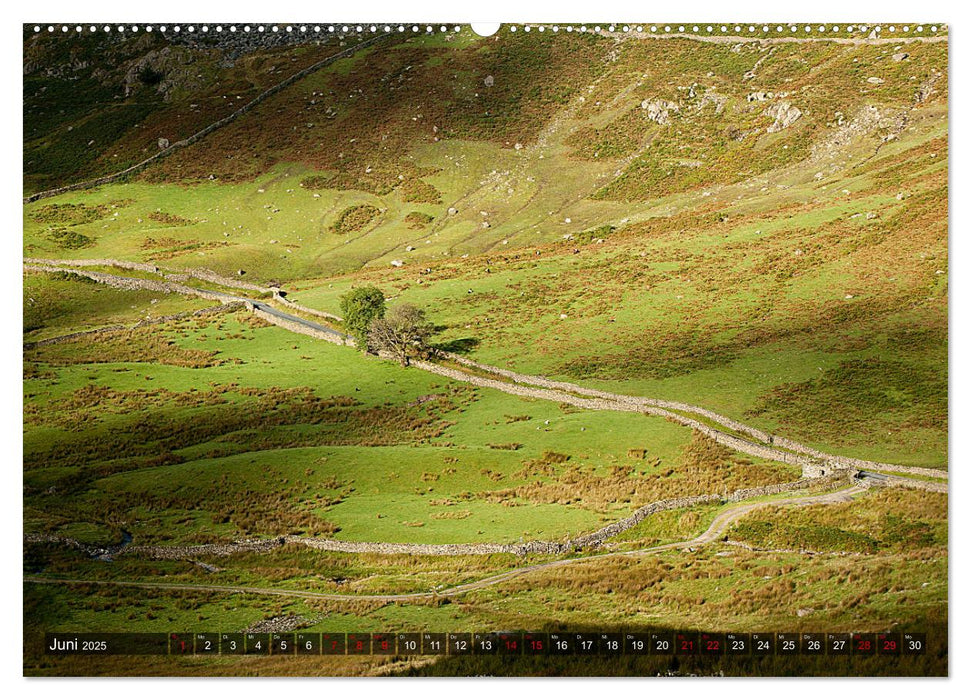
[22,20,948,678]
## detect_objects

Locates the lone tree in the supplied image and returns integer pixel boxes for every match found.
[339,286,386,352]
[368,304,433,366]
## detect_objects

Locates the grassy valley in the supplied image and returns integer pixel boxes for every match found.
[22,25,947,676]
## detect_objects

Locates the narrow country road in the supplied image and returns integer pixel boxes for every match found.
[22,260,948,489]
[23,484,865,602]
[249,299,347,341]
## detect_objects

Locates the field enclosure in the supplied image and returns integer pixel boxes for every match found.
[23,23,947,677]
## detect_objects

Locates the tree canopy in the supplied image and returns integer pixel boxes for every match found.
[368,303,434,366]
[339,286,386,351]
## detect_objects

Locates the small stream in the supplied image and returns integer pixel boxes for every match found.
[94,530,133,562]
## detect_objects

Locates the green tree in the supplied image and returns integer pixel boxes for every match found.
[368,304,434,366]
[339,286,386,351]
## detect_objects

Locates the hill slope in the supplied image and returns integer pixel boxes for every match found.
[23,28,947,464]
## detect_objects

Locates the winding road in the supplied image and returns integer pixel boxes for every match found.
[24,483,865,602]
[21,261,944,603]
[22,260,948,488]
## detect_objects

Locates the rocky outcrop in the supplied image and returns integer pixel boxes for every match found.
[699,90,728,114]
[123,46,208,100]
[765,101,802,132]
[640,98,679,125]
[24,32,392,204]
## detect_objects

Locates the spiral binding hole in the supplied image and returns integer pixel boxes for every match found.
[28,22,947,40]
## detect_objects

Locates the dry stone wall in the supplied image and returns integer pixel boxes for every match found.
[25,257,160,273]
[884,476,947,493]
[45,476,844,562]
[166,269,270,294]
[24,262,946,492]
[23,302,244,349]
[25,264,235,304]
[247,305,348,345]
[443,353,947,481]
[414,359,819,473]
[273,292,343,321]
[24,34,392,204]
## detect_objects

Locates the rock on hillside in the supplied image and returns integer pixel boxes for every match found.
[765,101,802,133]
[641,98,680,125]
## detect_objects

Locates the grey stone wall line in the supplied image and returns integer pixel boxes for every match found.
[27,257,272,295]
[32,262,936,480]
[24,264,237,303]
[23,302,244,349]
[27,476,846,561]
[164,269,269,294]
[24,532,108,558]
[24,324,129,349]
[883,476,948,493]
[24,257,161,273]
[441,353,947,481]
[23,34,393,204]
[411,359,818,471]
[272,293,343,321]
[248,306,348,346]
[24,261,946,485]
[25,259,342,324]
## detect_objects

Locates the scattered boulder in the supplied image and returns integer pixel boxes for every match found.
[916,81,935,103]
[867,76,885,85]
[390,259,404,267]
[157,137,170,150]
[244,614,314,634]
[447,207,458,215]
[640,98,680,125]
[892,52,910,61]
[484,75,494,87]
[747,91,773,102]
[764,101,802,133]
[700,90,728,114]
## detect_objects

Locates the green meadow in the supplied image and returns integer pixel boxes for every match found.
[23,26,947,675]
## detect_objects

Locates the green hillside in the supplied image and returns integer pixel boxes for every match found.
[23,26,948,676]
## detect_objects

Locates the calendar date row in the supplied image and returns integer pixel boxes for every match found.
[45,631,926,656]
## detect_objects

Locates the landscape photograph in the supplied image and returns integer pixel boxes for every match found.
[21,21,948,677]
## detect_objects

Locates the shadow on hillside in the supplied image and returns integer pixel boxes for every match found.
[434,337,480,355]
